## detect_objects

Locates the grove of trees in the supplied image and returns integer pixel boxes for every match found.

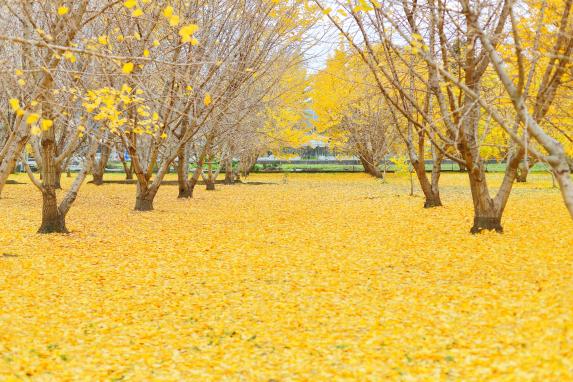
[1,0,572,234]
[312,0,573,232]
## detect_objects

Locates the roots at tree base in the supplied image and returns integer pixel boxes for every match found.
[178,187,192,198]
[423,197,442,208]
[92,174,104,185]
[134,197,154,211]
[37,216,68,234]
[470,216,503,234]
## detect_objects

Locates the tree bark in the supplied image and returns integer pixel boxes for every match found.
[134,186,157,211]
[38,125,69,234]
[205,180,216,190]
[118,148,134,180]
[91,143,110,186]
[177,147,191,198]
[38,189,67,234]
[516,161,529,182]
[92,173,104,185]
[126,161,134,180]
[411,159,443,208]
[204,156,216,191]
[466,163,503,233]
[427,151,444,208]
[54,168,62,189]
[135,195,154,211]
[183,144,209,198]
[359,155,383,178]
[224,157,234,184]
[188,177,198,198]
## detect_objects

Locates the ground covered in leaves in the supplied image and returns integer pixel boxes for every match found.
[1,172,572,381]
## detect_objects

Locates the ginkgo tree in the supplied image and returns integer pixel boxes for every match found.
[311,48,395,179]
[313,0,573,231]
[0,0,318,231]
[0,1,116,232]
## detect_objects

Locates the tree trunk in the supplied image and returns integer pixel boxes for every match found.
[516,161,529,183]
[465,160,503,233]
[412,160,442,208]
[38,189,68,234]
[37,141,67,233]
[92,143,111,186]
[205,158,215,191]
[468,166,503,233]
[426,152,444,208]
[92,173,104,185]
[177,148,191,198]
[184,144,210,198]
[188,178,198,198]
[54,168,62,189]
[135,195,154,211]
[126,161,134,180]
[224,157,234,184]
[359,155,383,178]
[36,112,70,234]
[205,180,215,190]
[118,148,134,180]
[134,186,156,211]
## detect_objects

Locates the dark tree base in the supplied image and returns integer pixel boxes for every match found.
[206,182,215,191]
[92,175,104,186]
[178,188,192,198]
[38,217,68,234]
[134,197,154,211]
[424,198,442,208]
[470,216,503,234]
[516,176,527,183]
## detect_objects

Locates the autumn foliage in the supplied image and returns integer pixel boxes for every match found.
[1,173,572,380]
[2,0,573,379]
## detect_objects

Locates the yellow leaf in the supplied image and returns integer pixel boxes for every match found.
[41,119,54,130]
[204,93,212,106]
[26,113,40,125]
[57,6,69,15]
[179,24,199,43]
[63,51,76,63]
[163,6,174,17]
[9,98,20,111]
[122,62,134,74]
[169,15,180,27]
[123,0,136,9]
